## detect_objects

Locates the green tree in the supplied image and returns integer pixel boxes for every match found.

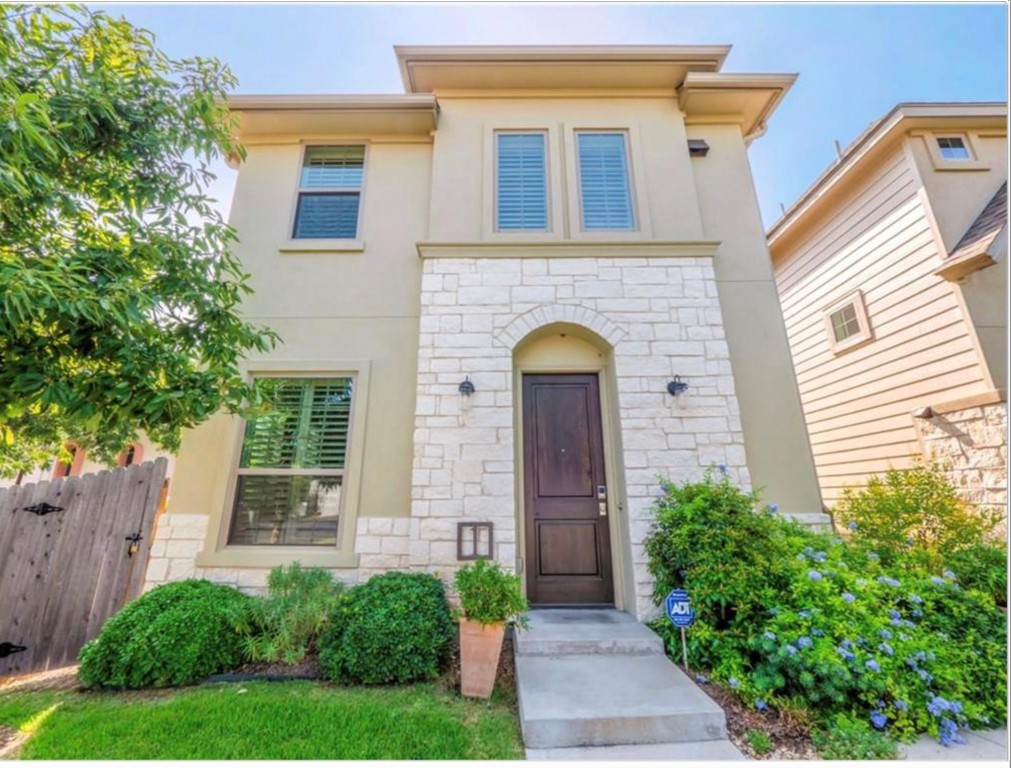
[0,5,277,476]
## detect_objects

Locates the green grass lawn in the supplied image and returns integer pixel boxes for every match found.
[0,680,524,760]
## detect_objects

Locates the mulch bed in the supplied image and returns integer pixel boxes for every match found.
[206,657,323,682]
[678,665,819,760]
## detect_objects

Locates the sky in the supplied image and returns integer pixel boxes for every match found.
[96,1,1008,227]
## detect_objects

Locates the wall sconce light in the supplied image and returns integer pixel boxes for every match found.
[667,376,689,397]
[459,376,475,396]
[912,406,934,420]
[687,139,710,157]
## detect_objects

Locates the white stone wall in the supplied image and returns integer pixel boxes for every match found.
[914,401,1008,536]
[409,255,750,619]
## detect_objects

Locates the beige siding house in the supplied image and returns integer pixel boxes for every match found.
[768,103,1007,517]
[146,45,827,619]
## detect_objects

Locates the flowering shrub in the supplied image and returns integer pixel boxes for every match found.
[646,469,1007,747]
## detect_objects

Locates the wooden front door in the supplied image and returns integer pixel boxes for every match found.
[522,373,614,606]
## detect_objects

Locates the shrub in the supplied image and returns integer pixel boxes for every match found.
[813,714,899,760]
[231,563,345,664]
[943,543,1007,607]
[645,469,1008,744]
[78,580,251,689]
[836,463,1003,568]
[454,558,528,626]
[319,571,455,685]
[745,729,773,755]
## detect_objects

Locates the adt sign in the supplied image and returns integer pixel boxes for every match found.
[665,588,694,628]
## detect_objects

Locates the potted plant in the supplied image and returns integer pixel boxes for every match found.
[453,557,528,699]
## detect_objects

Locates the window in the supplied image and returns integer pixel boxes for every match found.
[292,146,365,239]
[576,132,635,230]
[823,291,873,353]
[229,377,354,546]
[496,132,548,231]
[937,137,970,160]
[116,443,143,468]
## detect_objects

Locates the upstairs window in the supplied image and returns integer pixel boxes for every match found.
[823,290,873,354]
[229,377,354,547]
[937,137,970,160]
[496,132,548,231]
[293,146,365,239]
[576,132,635,230]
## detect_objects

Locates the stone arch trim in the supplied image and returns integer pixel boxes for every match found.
[494,304,627,350]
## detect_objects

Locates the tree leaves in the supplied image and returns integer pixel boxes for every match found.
[0,5,277,476]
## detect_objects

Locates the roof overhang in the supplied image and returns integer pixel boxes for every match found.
[768,102,1008,252]
[227,94,439,150]
[677,72,797,142]
[395,45,730,94]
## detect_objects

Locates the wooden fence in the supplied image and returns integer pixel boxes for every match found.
[0,458,168,679]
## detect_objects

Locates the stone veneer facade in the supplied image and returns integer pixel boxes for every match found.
[409,254,750,619]
[913,400,1008,535]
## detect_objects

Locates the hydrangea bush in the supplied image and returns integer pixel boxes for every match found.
[646,468,1007,747]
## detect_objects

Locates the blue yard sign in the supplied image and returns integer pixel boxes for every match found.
[665,588,695,628]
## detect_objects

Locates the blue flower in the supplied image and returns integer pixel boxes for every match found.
[865,659,881,672]
[878,643,894,656]
[899,633,910,641]
[840,639,854,650]
[918,669,934,684]
[895,700,908,711]
[856,637,868,647]
[931,576,945,585]
[909,594,923,605]
[768,608,779,616]
[927,696,951,718]
[798,610,810,618]
[808,570,823,581]
[796,636,813,649]
[842,592,856,603]
[756,700,768,712]
[768,503,779,513]
[847,521,858,531]
[717,463,728,475]
[695,673,709,684]
[837,647,856,662]
[783,644,798,655]
[870,711,888,730]
[763,631,777,641]
[915,651,927,661]
[812,629,825,637]
[728,677,740,689]
[812,551,828,562]
[876,576,900,587]
[912,609,923,618]
[878,629,892,639]
[888,609,901,620]
[868,552,880,561]
[939,718,965,747]
[906,657,919,669]
[942,569,956,580]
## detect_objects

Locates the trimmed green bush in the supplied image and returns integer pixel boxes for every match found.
[231,563,345,664]
[319,571,454,685]
[78,580,251,689]
[454,558,528,626]
[645,468,1007,745]
[813,714,899,760]
[943,543,1007,607]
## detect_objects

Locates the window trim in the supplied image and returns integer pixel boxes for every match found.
[197,360,371,570]
[563,123,652,240]
[493,130,550,234]
[919,131,989,172]
[823,290,873,354]
[286,142,370,247]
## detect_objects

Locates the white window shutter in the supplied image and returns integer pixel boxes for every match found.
[496,133,548,231]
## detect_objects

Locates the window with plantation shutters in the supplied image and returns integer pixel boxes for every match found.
[496,132,548,231]
[229,377,354,546]
[576,132,635,230]
[292,146,365,239]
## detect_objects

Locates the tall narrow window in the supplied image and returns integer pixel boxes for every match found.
[577,132,635,230]
[496,132,548,231]
[229,377,354,546]
[293,146,365,239]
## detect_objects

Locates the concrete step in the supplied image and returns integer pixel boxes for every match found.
[515,609,664,656]
[515,653,727,749]
[526,739,745,760]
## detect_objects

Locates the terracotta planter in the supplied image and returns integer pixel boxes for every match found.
[459,618,505,699]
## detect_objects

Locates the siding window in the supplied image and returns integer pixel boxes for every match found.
[823,291,873,354]
[292,146,365,239]
[496,132,548,231]
[576,132,635,230]
[937,137,970,160]
[229,377,354,547]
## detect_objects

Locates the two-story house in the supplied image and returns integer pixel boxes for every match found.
[145,45,827,619]
[768,103,1007,521]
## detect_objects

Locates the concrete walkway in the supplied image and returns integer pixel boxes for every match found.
[514,609,743,760]
[902,729,1008,761]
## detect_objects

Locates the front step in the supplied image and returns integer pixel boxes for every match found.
[515,653,727,748]
[514,609,664,656]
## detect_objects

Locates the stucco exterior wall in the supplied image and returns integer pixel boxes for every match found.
[408,253,750,619]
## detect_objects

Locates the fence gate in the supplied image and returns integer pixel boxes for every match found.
[0,458,168,679]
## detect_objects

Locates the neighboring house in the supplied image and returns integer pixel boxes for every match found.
[768,103,1007,520]
[146,45,827,619]
[0,436,174,488]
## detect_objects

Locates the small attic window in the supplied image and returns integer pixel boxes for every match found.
[937,137,970,160]
[823,290,873,354]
